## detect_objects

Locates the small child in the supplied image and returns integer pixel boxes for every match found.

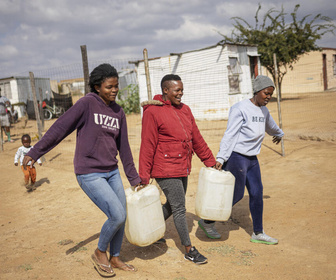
[14,134,42,191]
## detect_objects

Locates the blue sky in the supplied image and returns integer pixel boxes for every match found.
[0,0,335,78]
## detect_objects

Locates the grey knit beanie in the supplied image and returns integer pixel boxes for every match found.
[253,75,275,94]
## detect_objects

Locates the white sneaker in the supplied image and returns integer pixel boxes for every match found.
[250,231,278,245]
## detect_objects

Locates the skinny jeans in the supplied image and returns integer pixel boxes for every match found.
[155,177,191,247]
[76,169,126,257]
[224,152,264,233]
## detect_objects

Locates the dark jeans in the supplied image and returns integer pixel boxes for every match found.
[225,152,263,232]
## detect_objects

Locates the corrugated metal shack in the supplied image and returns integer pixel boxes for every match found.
[131,43,260,120]
[0,76,51,118]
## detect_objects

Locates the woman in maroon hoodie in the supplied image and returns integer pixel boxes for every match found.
[139,74,216,265]
[23,64,140,277]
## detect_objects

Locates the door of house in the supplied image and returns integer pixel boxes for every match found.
[323,54,328,90]
[249,56,259,79]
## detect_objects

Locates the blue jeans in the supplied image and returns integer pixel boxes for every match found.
[224,152,264,233]
[76,169,126,257]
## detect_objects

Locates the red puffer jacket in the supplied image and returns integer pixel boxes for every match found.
[139,94,216,184]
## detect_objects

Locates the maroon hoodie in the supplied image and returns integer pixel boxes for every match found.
[27,93,141,186]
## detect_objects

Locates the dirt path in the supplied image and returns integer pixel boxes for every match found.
[0,92,335,280]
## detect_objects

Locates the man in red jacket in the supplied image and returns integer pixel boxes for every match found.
[139,74,216,265]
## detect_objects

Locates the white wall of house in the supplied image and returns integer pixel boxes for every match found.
[135,44,258,120]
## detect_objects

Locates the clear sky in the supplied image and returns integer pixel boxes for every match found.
[0,0,335,78]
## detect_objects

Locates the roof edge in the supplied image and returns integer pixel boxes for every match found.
[129,42,258,64]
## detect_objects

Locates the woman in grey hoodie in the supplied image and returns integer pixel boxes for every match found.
[198,75,284,245]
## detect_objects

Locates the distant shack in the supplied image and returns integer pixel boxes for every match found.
[0,76,51,118]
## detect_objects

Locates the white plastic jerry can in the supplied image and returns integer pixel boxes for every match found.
[195,167,235,221]
[125,184,165,247]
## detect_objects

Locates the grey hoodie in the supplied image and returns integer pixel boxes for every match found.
[216,99,284,163]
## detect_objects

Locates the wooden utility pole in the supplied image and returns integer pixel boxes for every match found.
[39,87,44,131]
[29,72,43,140]
[143,49,152,100]
[80,45,90,95]
[273,53,285,156]
[0,125,3,152]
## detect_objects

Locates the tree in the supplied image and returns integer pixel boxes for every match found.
[218,4,335,98]
[117,84,140,114]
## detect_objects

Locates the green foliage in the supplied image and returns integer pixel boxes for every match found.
[117,84,140,114]
[205,244,236,256]
[205,245,258,266]
[57,239,74,246]
[19,264,33,271]
[219,4,335,97]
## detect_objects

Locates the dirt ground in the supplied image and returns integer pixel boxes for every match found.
[0,92,335,280]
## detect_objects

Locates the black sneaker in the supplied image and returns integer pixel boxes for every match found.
[184,246,208,264]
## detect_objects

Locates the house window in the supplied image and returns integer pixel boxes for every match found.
[333,55,336,76]
[227,57,242,94]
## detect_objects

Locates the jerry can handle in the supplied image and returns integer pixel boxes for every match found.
[132,184,147,192]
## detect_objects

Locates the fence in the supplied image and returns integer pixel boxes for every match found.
[4,57,336,188]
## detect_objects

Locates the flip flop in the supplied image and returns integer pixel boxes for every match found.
[91,254,115,277]
[111,263,137,272]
